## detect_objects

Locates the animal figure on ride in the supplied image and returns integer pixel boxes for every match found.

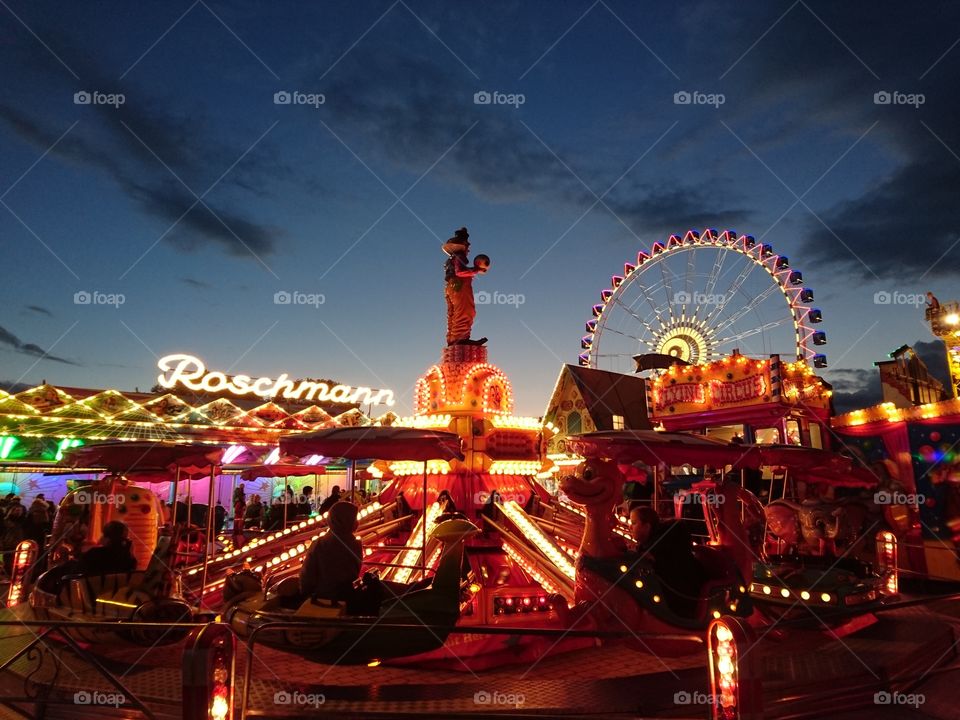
[558,458,751,654]
[765,499,870,556]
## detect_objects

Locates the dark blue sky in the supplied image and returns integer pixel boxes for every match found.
[1,1,958,415]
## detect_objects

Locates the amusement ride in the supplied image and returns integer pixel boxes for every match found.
[1,226,957,719]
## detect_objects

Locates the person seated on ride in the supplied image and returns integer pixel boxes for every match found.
[629,505,660,557]
[300,500,362,605]
[79,520,137,576]
[649,520,708,619]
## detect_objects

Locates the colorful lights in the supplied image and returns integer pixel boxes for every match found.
[488,460,542,475]
[54,437,83,461]
[500,500,576,581]
[493,594,551,616]
[390,502,442,584]
[222,444,246,464]
[876,531,899,595]
[502,542,562,596]
[5,540,37,607]
[388,460,451,476]
[580,229,825,369]
[0,435,19,460]
[490,415,542,430]
[394,414,453,429]
[833,397,960,426]
[708,619,741,720]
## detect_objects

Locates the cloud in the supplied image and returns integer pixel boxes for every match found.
[694,2,960,279]
[0,24,288,262]
[0,324,78,365]
[25,305,53,317]
[826,367,882,415]
[317,43,749,239]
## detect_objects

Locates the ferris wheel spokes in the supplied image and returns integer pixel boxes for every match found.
[580,228,827,369]
[711,282,783,336]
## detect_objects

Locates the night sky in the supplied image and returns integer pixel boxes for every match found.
[1,1,958,416]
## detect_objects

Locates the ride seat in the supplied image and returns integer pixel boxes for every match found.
[691,545,743,619]
[60,572,148,616]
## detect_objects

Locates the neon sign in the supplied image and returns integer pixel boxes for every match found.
[655,382,706,410]
[157,353,395,406]
[710,376,766,406]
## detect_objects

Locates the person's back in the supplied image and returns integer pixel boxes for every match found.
[300,501,361,601]
[80,520,137,575]
[318,486,341,514]
[651,520,706,618]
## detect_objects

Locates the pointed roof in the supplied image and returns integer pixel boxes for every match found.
[554,364,651,432]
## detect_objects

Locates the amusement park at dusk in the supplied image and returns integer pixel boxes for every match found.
[3,2,960,719]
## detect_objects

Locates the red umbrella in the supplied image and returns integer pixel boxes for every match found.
[126,468,209,483]
[239,464,325,480]
[565,430,745,467]
[281,427,464,462]
[62,441,223,473]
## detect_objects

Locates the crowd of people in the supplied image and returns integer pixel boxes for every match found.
[228,484,373,541]
[1,493,56,575]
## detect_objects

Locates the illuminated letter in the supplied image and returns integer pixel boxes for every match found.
[273,374,296,399]
[370,388,396,406]
[232,375,252,395]
[157,354,205,391]
[201,371,228,393]
[252,376,275,397]
[350,387,373,404]
[328,385,353,403]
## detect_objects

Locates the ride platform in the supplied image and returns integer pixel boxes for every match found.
[0,596,958,719]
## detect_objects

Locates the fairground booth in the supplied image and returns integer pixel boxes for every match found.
[833,398,960,581]
[0,352,398,507]
[647,351,832,448]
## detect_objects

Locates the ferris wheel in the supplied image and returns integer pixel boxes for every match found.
[579,229,827,372]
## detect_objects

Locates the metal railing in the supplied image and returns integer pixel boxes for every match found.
[0,618,208,720]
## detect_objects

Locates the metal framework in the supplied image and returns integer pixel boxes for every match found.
[580,229,827,371]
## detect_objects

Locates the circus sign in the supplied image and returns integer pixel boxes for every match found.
[654,382,706,410]
[710,375,767,406]
[157,353,395,406]
[651,356,774,416]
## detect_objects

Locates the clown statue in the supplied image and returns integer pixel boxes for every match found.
[442,226,490,346]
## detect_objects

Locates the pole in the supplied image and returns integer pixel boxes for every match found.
[171,465,181,527]
[422,460,428,581]
[199,463,217,609]
[186,474,192,529]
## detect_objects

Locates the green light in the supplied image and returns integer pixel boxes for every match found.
[0,436,18,460]
[54,438,83,461]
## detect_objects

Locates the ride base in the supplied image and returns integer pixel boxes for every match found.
[1,598,958,719]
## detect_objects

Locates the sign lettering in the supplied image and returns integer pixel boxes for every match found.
[157,353,395,406]
[655,383,706,410]
[710,375,767,406]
